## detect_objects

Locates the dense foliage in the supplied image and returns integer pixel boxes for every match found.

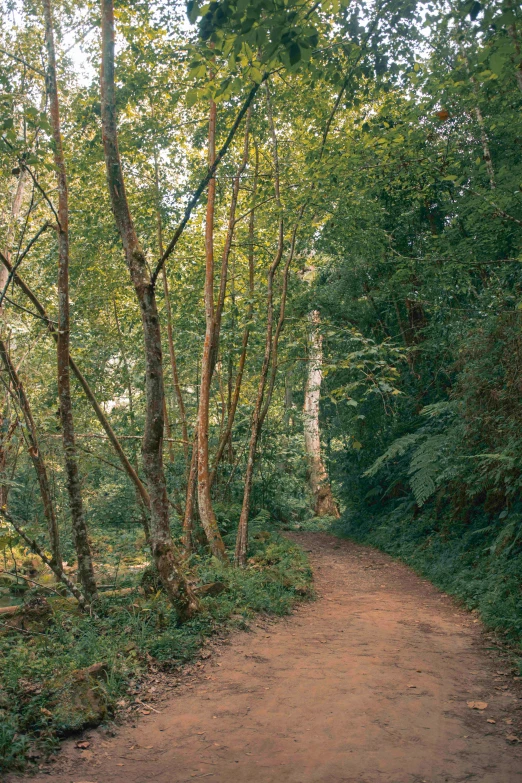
[314,0,522,643]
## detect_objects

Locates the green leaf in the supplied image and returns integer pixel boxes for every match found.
[288,42,301,66]
[489,53,505,76]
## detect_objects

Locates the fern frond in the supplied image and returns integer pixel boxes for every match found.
[420,401,458,418]
[408,434,447,506]
[364,432,422,477]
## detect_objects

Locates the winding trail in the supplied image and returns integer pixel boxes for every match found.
[23,533,522,783]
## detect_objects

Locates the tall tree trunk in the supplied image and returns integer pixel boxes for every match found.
[209,124,255,487]
[182,428,198,553]
[43,0,96,599]
[154,151,189,468]
[235,83,284,566]
[259,215,302,429]
[197,99,228,562]
[0,339,62,566]
[100,0,198,618]
[113,298,150,539]
[113,298,139,468]
[235,214,301,565]
[0,154,28,508]
[303,311,339,517]
[234,229,282,566]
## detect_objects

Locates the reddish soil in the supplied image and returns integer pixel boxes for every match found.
[18,533,522,783]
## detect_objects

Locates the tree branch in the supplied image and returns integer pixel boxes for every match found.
[150,76,267,287]
[0,222,50,308]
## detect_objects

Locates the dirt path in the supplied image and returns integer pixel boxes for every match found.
[20,533,522,783]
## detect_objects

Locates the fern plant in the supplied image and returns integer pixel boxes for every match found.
[365,404,461,506]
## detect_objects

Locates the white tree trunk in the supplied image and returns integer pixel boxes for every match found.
[303,310,339,517]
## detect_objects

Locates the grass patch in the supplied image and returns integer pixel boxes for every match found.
[0,529,312,774]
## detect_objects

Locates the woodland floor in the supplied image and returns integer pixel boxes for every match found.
[12,532,522,783]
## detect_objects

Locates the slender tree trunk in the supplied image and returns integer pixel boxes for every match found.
[284,370,293,424]
[210,108,251,368]
[0,249,151,509]
[259,214,302,430]
[473,101,495,191]
[235,83,284,566]
[154,152,189,467]
[100,0,198,618]
[197,99,229,562]
[182,428,198,553]
[461,46,496,190]
[113,298,139,467]
[113,298,151,538]
[0,339,62,565]
[303,311,339,517]
[0,154,28,507]
[235,215,301,563]
[1,168,27,290]
[210,135,257,487]
[234,232,281,565]
[43,0,96,599]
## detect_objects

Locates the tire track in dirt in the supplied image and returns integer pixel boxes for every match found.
[17,533,522,783]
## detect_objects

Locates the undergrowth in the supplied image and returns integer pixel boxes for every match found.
[0,527,312,774]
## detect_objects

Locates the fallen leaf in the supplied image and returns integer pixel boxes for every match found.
[76,741,91,750]
[505,718,513,725]
[407,685,417,689]
[487,719,496,724]
[467,701,488,710]
[116,763,125,766]
[506,734,519,743]
[141,710,151,715]
[144,745,153,749]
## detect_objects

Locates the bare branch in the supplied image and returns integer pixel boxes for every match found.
[0,222,50,308]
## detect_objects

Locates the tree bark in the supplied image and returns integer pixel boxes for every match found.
[303,311,339,517]
[182,428,198,553]
[0,339,62,566]
[197,99,229,562]
[43,0,96,599]
[100,0,198,618]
